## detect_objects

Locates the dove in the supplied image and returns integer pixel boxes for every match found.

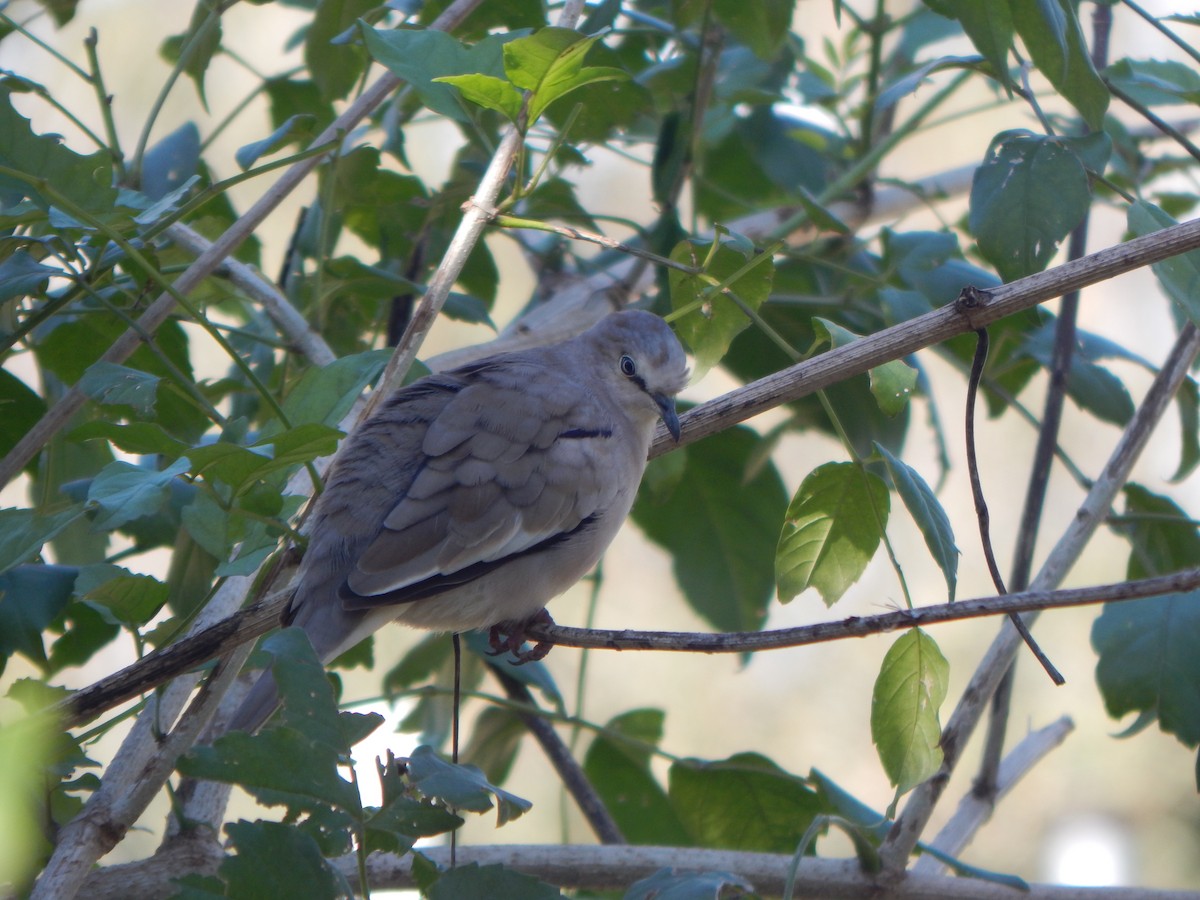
[229,309,688,732]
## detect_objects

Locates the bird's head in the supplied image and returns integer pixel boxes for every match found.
[589,309,689,442]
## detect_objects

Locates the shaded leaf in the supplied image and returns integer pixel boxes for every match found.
[669,752,822,853]
[1008,0,1108,128]
[361,25,519,122]
[626,868,754,900]
[235,114,317,170]
[0,565,78,668]
[923,0,1013,82]
[406,745,531,826]
[1093,591,1200,747]
[76,362,160,416]
[876,445,958,602]
[1127,200,1200,327]
[217,820,345,900]
[0,251,57,303]
[0,506,87,574]
[583,709,689,846]
[968,130,1091,281]
[814,319,917,416]
[427,864,563,900]
[1106,58,1200,107]
[633,426,786,632]
[86,457,191,532]
[669,236,775,377]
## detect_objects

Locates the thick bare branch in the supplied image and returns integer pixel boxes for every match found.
[78,842,1200,900]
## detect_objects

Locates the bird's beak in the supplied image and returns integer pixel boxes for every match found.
[655,394,682,442]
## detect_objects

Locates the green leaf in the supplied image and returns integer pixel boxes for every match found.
[813,319,917,416]
[459,707,525,786]
[364,794,461,856]
[0,91,118,214]
[431,73,523,121]
[1172,378,1200,482]
[0,370,47,469]
[235,114,317,170]
[1008,0,1108,128]
[141,122,200,200]
[876,445,959,602]
[1093,591,1200,747]
[0,250,57,303]
[713,0,794,59]
[86,457,191,532]
[924,0,1013,82]
[182,726,361,811]
[406,745,531,826]
[501,28,628,124]
[968,131,1091,281]
[668,752,822,853]
[67,421,187,457]
[76,362,160,416]
[626,869,755,899]
[633,426,787,632]
[871,629,949,794]
[1127,200,1200,327]
[306,0,374,102]
[669,236,776,377]
[280,349,390,427]
[0,506,87,574]
[74,565,167,628]
[427,864,564,900]
[0,565,78,668]
[1106,58,1200,107]
[776,462,890,607]
[361,26,518,122]
[216,821,344,900]
[583,709,690,846]
[180,629,367,810]
[160,0,222,109]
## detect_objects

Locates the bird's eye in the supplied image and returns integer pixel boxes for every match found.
[619,355,637,378]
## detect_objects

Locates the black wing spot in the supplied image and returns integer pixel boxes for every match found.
[559,427,613,440]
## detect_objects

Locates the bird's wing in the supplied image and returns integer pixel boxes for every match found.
[340,356,623,608]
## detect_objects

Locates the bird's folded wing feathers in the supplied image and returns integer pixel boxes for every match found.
[342,361,618,605]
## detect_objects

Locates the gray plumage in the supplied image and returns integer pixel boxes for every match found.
[230,310,688,733]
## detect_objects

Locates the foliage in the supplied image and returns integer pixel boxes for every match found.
[2,0,1200,896]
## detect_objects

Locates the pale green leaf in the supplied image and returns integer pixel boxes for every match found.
[776,462,889,607]
[871,629,949,794]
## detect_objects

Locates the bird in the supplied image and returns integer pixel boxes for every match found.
[229,309,689,733]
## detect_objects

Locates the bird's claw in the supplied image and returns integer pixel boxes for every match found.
[487,609,555,664]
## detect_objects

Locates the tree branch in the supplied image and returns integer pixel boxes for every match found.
[58,567,1200,730]
[77,841,1200,900]
[913,716,1075,875]
[877,322,1200,875]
